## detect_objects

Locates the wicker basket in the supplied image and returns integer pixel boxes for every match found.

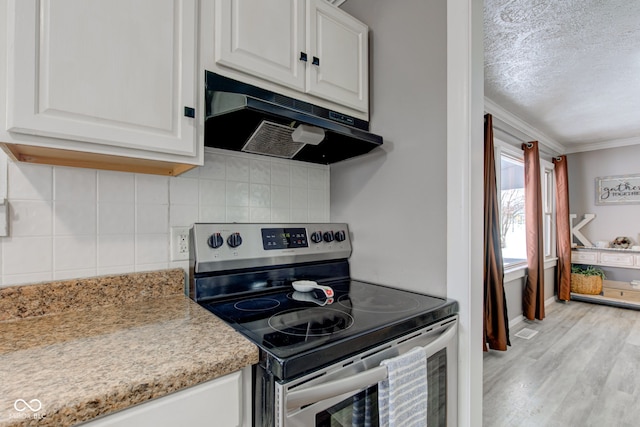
[570,273,603,295]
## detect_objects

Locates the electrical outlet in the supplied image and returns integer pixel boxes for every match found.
[171,226,191,261]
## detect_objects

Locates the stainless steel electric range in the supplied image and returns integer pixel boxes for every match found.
[189,223,458,427]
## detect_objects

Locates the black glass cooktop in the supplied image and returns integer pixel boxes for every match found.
[201,280,457,380]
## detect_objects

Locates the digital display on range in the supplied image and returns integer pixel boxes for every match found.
[262,228,308,250]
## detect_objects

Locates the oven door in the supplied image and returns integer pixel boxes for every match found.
[275,315,457,427]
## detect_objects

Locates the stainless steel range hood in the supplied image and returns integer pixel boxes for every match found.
[204,72,382,164]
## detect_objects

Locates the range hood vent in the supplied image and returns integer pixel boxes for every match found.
[204,72,382,164]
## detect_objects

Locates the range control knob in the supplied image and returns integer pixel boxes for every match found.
[227,232,243,248]
[310,231,324,243]
[335,230,347,242]
[207,233,224,249]
[323,231,335,243]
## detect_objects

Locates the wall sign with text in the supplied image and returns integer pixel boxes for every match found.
[595,174,640,205]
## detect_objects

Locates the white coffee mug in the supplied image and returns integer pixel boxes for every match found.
[595,241,609,248]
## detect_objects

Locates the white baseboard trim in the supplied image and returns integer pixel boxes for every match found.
[508,295,560,328]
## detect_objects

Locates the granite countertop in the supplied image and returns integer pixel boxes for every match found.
[0,269,259,427]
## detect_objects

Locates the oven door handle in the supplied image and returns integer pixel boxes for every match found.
[286,323,457,410]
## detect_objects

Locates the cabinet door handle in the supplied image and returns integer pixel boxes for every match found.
[312,56,320,66]
[299,52,308,62]
[184,106,195,118]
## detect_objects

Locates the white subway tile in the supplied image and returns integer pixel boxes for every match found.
[98,203,135,235]
[291,187,308,209]
[308,167,328,190]
[271,209,291,223]
[97,265,136,276]
[8,162,53,201]
[271,185,290,209]
[54,202,97,236]
[169,177,199,205]
[98,234,135,267]
[3,237,52,275]
[135,234,169,265]
[10,201,53,236]
[226,206,249,223]
[226,182,249,206]
[54,235,96,271]
[250,207,271,222]
[98,171,134,203]
[53,269,96,281]
[291,209,309,222]
[291,166,309,188]
[54,167,96,202]
[136,174,169,204]
[250,159,271,184]
[3,272,52,286]
[200,151,227,180]
[136,204,169,234]
[135,262,170,273]
[271,163,290,186]
[169,204,199,227]
[199,179,226,206]
[199,206,226,222]
[226,156,250,182]
[250,184,271,207]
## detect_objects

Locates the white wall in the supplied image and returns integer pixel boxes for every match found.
[568,144,640,246]
[333,1,484,426]
[0,148,329,287]
[333,0,448,296]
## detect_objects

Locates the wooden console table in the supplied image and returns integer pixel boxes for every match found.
[571,248,640,308]
[571,247,640,269]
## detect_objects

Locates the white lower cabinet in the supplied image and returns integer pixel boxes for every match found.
[81,368,251,427]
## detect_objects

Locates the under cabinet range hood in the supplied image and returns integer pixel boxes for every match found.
[204,72,382,164]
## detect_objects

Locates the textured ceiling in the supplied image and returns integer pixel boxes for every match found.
[484,0,640,152]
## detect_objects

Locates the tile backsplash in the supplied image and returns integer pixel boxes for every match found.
[1,148,329,287]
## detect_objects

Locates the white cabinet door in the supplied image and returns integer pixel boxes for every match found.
[214,0,368,113]
[215,0,306,91]
[6,0,198,157]
[306,0,368,112]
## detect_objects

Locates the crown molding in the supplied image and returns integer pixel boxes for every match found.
[563,135,640,154]
[485,97,640,155]
[484,97,566,156]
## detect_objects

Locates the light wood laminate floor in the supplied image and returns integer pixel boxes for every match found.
[483,300,640,427]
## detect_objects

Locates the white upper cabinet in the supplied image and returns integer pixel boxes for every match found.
[6,0,199,159]
[214,0,368,113]
[305,0,368,112]
[215,0,306,92]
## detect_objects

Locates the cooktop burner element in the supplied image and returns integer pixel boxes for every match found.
[337,281,420,313]
[268,307,354,337]
[234,298,281,312]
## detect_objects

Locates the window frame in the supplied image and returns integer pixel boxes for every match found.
[493,140,557,271]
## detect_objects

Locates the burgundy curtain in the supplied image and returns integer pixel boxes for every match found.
[522,141,545,320]
[483,114,510,351]
[554,156,571,301]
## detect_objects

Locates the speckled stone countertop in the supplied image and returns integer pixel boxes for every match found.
[0,269,258,427]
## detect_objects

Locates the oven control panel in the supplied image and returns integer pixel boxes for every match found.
[190,223,351,273]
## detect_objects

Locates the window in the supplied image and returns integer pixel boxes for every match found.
[499,154,527,267]
[542,161,556,259]
[495,144,556,268]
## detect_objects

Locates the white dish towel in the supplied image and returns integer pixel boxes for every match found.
[378,346,428,427]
